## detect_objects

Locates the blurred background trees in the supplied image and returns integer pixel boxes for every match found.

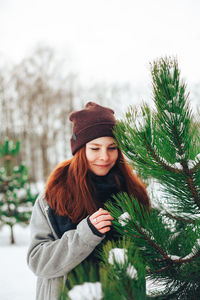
[0,139,38,244]
[0,45,78,182]
[0,45,130,183]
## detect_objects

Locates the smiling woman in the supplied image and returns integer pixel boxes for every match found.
[27,102,151,300]
[86,136,118,176]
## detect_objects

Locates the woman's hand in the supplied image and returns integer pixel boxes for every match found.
[89,208,114,234]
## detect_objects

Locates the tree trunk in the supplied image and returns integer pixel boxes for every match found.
[10,225,15,244]
[41,133,49,182]
[30,134,37,182]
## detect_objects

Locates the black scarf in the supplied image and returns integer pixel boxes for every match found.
[87,166,126,208]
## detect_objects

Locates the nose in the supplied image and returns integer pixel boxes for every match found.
[100,150,109,161]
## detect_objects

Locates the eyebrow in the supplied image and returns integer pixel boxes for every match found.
[88,143,116,146]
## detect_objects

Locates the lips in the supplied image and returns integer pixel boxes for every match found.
[95,164,110,168]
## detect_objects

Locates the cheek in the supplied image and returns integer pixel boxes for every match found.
[112,151,118,163]
[86,150,96,163]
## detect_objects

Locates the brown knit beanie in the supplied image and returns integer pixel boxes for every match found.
[69,102,116,155]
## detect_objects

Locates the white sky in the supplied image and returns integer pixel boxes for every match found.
[0,0,200,91]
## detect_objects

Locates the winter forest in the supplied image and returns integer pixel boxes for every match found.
[2,0,200,298]
[0,45,133,182]
[1,41,200,300]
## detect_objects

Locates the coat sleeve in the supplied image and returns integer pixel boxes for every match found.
[27,195,105,279]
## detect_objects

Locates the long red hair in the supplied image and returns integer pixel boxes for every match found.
[45,147,150,223]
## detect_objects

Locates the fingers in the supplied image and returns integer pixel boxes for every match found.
[89,208,114,234]
[99,226,111,234]
[91,208,112,219]
[90,208,114,224]
[94,214,114,223]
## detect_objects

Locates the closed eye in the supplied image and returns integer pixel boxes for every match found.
[89,147,117,151]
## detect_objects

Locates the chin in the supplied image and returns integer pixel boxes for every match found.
[95,171,109,176]
[92,167,111,176]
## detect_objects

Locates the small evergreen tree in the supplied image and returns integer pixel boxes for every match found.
[0,138,38,244]
[60,57,200,300]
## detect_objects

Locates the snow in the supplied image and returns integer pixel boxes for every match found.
[108,248,138,279]
[126,264,138,279]
[68,282,103,300]
[118,212,131,226]
[188,153,200,169]
[0,224,36,300]
[108,248,128,265]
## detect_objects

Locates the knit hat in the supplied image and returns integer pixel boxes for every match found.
[69,102,116,155]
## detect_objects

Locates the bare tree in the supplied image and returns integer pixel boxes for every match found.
[12,45,79,181]
[0,45,136,184]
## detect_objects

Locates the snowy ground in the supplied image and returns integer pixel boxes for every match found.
[0,224,36,300]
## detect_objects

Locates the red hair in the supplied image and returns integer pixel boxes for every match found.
[45,147,150,223]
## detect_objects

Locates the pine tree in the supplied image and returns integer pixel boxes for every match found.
[0,138,38,244]
[60,57,200,300]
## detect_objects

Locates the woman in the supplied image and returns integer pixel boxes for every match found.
[27,102,150,300]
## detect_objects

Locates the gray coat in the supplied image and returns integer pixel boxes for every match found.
[27,192,105,300]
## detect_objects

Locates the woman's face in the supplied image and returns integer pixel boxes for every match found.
[86,136,118,176]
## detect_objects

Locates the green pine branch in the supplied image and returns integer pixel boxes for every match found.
[60,56,200,300]
[114,57,200,214]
